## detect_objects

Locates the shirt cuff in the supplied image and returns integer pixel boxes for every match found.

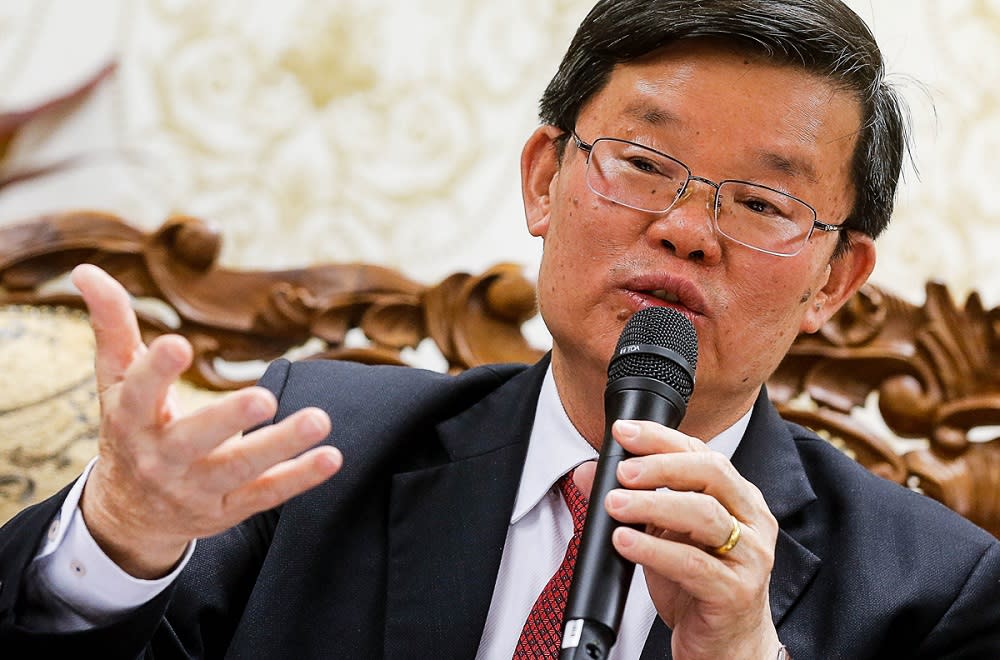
[30,457,196,629]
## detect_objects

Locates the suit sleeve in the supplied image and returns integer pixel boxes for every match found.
[915,540,1000,659]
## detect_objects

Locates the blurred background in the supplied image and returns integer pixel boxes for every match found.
[0,0,998,316]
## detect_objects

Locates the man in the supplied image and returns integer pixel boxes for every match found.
[1,0,998,658]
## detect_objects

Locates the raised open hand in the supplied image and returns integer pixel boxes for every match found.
[73,265,342,578]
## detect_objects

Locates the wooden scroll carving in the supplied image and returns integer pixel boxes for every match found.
[2,212,998,537]
[0,212,543,388]
[769,283,1000,537]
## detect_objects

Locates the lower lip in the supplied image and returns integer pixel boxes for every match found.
[623,290,701,325]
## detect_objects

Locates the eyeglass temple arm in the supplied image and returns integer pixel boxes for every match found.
[813,219,844,233]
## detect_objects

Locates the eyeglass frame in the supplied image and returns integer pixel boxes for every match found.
[570,131,845,257]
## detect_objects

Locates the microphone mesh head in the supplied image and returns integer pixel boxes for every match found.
[608,307,698,402]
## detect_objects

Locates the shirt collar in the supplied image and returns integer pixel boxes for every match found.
[511,364,752,524]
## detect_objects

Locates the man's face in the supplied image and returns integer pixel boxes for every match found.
[522,40,873,436]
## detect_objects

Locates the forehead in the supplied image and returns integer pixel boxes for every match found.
[577,40,862,204]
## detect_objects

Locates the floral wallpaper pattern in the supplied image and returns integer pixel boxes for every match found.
[0,0,998,310]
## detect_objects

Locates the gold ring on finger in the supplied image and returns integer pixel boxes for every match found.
[714,515,741,556]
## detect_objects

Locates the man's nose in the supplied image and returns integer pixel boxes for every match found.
[647,177,723,263]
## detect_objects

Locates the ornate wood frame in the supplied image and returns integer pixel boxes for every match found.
[2,213,998,536]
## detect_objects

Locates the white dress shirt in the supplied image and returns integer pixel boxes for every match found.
[475,367,747,659]
[29,364,750,657]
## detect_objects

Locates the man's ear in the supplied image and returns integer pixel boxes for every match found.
[800,233,876,334]
[520,125,565,238]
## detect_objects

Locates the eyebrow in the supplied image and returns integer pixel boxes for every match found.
[755,152,819,185]
[623,101,681,127]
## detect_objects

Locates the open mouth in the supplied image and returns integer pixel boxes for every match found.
[623,275,707,318]
[646,289,681,304]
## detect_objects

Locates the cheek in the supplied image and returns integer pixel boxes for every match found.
[550,197,631,267]
[712,261,815,358]
[538,198,609,304]
[735,258,817,307]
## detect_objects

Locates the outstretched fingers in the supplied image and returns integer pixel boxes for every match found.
[114,334,193,431]
[221,445,343,519]
[196,407,332,494]
[72,264,147,387]
[161,386,279,463]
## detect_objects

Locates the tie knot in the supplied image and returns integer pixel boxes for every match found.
[557,471,588,534]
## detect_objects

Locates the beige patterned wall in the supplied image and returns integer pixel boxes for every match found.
[1,0,998,312]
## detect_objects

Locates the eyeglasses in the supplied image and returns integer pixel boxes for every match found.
[571,132,844,257]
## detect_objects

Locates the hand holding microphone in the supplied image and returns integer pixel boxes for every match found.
[561,306,698,659]
[560,306,782,660]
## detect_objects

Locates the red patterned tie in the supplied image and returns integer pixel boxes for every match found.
[512,471,589,658]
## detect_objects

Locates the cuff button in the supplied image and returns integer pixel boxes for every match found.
[69,559,87,577]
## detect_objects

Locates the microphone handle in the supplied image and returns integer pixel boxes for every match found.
[560,377,686,660]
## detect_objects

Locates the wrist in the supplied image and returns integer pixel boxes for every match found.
[80,467,189,579]
[739,620,782,660]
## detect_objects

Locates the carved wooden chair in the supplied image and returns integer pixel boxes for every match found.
[2,212,998,538]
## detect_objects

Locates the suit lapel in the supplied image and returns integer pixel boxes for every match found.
[640,617,672,660]
[382,359,548,660]
[640,389,822,658]
[732,390,821,628]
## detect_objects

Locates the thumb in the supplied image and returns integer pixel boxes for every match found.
[572,460,597,500]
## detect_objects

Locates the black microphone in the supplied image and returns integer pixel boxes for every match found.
[560,306,698,660]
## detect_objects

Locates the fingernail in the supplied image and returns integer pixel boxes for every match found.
[607,490,628,509]
[615,527,638,548]
[615,420,640,439]
[618,460,641,481]
[317,448,341,472]
[301,411,326,434]
[248,397,270,419]
[158,340,186,369]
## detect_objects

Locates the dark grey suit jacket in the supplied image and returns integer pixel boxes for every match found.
[1,357,998,658]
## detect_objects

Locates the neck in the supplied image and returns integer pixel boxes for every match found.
[680,387,760,442]
[550,346,612,449]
